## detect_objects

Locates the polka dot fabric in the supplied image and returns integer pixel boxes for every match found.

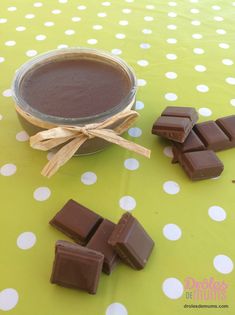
[0,0,235,314]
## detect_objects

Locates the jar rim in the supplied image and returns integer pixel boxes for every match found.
[11,47,137,125]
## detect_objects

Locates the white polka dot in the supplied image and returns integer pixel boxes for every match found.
[0,288,19,311]
[165,72,177,79]
[16,26,26,31]
[119,196,136,211]
[52,9,61,14]
[165,93,178,101]
[192,33,203,39]
[190,8,199,13]
[216,29,226,35]
[163,224,182,241]
[0,57,5,63]
[2,89,12,97]
[17,232,36,250]
[128,127,142,137]
[25,14,35,19]
[124,158,139,170]
[125,0,134,2]
[163,146,173,158]
[93,24,103,30]
[137,59,149,67]
[193,48,204,54]
[5,41,16,47]
[81,172,97,185]
[87,38,98,45]
[167,24,177,30]
[0,18,7,23]
[144,16,154,21]
[106,303,128,315]
[58,0,68,3]
[194,65,207,72]
[0,164,17,176]
[168,12,177,18]
[72,17,81,22]
[212,5,221,10]
[111,49,122,55]
[34,2,43,7]
[226,77,235,85]
[142,28,152,34]
[222,59,233,66]
[26,50,38,57]
[168,1,177,7]
[44,21,54,27]
[119,20,128,26]
[137,79,147,86]
[146,4,155,10]
[122,8,132,14]
[219,43,230,49]
[166,38,177,44]
[102,1,111,6]
[35,34,46,41]
[163,181,180,195]
[213,16,224,21]
[77,5,87,10]
[196,84,209,92]
[8,6,17,11]
[232,2,235,6]
[191,20,201,26]
[140,43,151,49]
[97,12,107,17]
[135,100,144,110]
[198,107,212,117]
[115,33,125,39]
[166,53,177,60]
[16,130,29,141]
[47,151,55,161]
[162,278,183,299]
[213,255,234,274]
[190,0,199,2]
[33,187,51,201]
[57,44,68,49]
[230,99,235,107]
[208,206,226,222]
[65,29,75,35]
[0,114,3,120]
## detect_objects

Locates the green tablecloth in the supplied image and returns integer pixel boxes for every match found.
[0,0,235,314]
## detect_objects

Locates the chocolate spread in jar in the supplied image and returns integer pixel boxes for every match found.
[20,57,132,118]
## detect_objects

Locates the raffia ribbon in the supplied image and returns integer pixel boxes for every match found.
[15,99,151,178]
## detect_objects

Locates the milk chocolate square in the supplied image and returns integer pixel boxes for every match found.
[50,199,103,245]
[108,213,154,270]
[51,240,104,294]
[194,121,230,151]
[216,115,235,145]
[161,106,198,123]
[87,219,119,275]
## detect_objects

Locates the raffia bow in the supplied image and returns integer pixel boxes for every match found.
[15,101,151,178]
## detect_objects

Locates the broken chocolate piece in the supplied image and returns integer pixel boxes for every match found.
[194,121,230,151]
[87,219,119,275]
[108,213,154,270]
[50,240,104,294]
[50,199,103,245]
[152,106,198,143]
[216,115,235,146]
[175,149,224,180]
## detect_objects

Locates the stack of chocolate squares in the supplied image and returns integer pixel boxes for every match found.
[50,199,154,294]
[152,106,235,180]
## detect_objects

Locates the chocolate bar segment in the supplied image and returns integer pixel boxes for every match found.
[87,219,119,275]
[50,240,104,294]
[175,149,224,180]
[161,106,199,123]
[194,121,230,151]
[108,213,154,270]
[216,115,235,145]
[50,199,103,245]
[152,106,198,143]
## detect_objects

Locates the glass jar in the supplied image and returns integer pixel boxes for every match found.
[11,48,137,155]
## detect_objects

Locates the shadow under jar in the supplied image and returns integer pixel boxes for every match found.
[11,48,137,155]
